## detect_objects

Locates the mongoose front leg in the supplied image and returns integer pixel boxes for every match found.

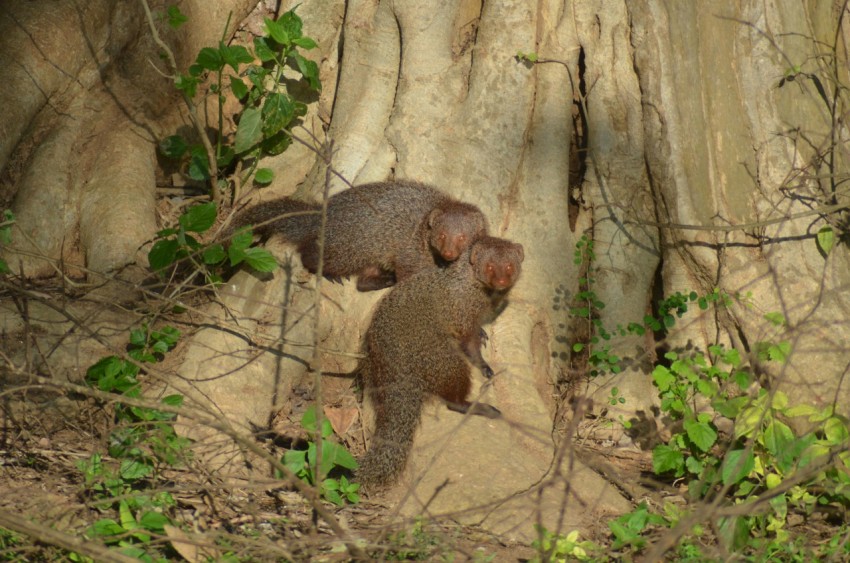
[460,328,494,378]
[446,400,501,419]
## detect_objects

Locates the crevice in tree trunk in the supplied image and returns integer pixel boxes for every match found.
[568,47,587,232]
[649,248,669,363]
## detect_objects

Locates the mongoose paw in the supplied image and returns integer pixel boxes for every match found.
[479,327,489,347]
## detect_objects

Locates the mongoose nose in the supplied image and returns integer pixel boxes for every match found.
[492,277,510,290]
[441,250,458,260]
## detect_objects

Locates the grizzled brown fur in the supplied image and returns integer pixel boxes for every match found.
[356,236,524,487]
[224,181,489,291]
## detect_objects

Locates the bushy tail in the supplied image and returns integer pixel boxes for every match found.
[357,382,424,488]
[221,197,320,243]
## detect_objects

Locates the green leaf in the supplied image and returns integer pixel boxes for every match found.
[720,449,755,485]
[323,477,340,492]
[161,394,184,408]
[277,9,304,39]
[260,130,292,155]
[138,511,170,533]
[293,37,317,49]
[763,420,795,457]
[0,259,10,274]
[220,44,253,72]
[202,243,226,265]
[816,225,835,256]
[242,247,279,272]
[195,47,224,72]
[228,227,254,251]
[174,74,199,98]
[323,441,358,470]
[783,403,822,419]
[733,370,752,389]
[652,365,675,392]
[166,5,188,29]
[180,202,217,233]
[227,245,246,267]
[149,239,179,271]
[195,47,225,72]
[254,168,274,185]
[234,106,263,153]
[230,75,249,100]
[306,442,336,479]
[129,328,147,348]
[217,145,235,168]
[764,312,786,327]
[253,36,276,62]
[684,419,717,452]
[301,406,332,437]
[717,516,751,552]
[188,145,210,181]
[712,395,749,419]
[323,485,343,506]
[118,500,135,531]
[262,92,296,136]
[684,455,703,475]
[824,416,850,444]
[153,326,181,346]
[291,53,321,90]
[778,434,816,472]
[90,518,126,538]
[695,378,717,399]
[768,341,791,363]
[283,449,308,478]
[120,459,152,481]
[652,444,684,475]
[159,135,188,159]
[264,17,291,45]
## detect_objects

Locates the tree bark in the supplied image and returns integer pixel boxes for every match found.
[2,0,849,545]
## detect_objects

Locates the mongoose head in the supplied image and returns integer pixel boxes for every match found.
[469,236,524,291]
[428,204,488,262]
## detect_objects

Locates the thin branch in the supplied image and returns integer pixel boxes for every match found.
[139,0,219,201]
[0,509,139,563]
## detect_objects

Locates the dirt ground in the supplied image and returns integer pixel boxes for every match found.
[0,381,554,561]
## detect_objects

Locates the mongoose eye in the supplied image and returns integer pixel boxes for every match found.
[505,264,514,274]
[486,264,494,273]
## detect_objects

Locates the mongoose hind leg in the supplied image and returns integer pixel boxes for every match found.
[298,237,348,282]
[356,266,397,292]
[446,400,501,419]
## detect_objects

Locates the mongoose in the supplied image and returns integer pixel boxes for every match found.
[356,236,524,488]
[224,181,489,291]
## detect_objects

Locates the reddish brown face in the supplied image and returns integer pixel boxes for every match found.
[434,230,469,261]
[483,259,519,290]
[470,236,524,290]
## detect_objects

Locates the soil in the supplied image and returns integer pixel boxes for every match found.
[0,382,545,561]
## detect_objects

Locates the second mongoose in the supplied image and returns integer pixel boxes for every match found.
[355,235,524,488]
[224,180,489,291]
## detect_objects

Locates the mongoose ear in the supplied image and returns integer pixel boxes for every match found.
[469,242,481,265]
[427,208,443,227]
[514,243,525,261]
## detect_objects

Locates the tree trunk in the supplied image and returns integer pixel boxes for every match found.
[2,0,849,545]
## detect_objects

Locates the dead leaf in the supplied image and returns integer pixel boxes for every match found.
[324,406,358,435]
[164,524,220,563]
